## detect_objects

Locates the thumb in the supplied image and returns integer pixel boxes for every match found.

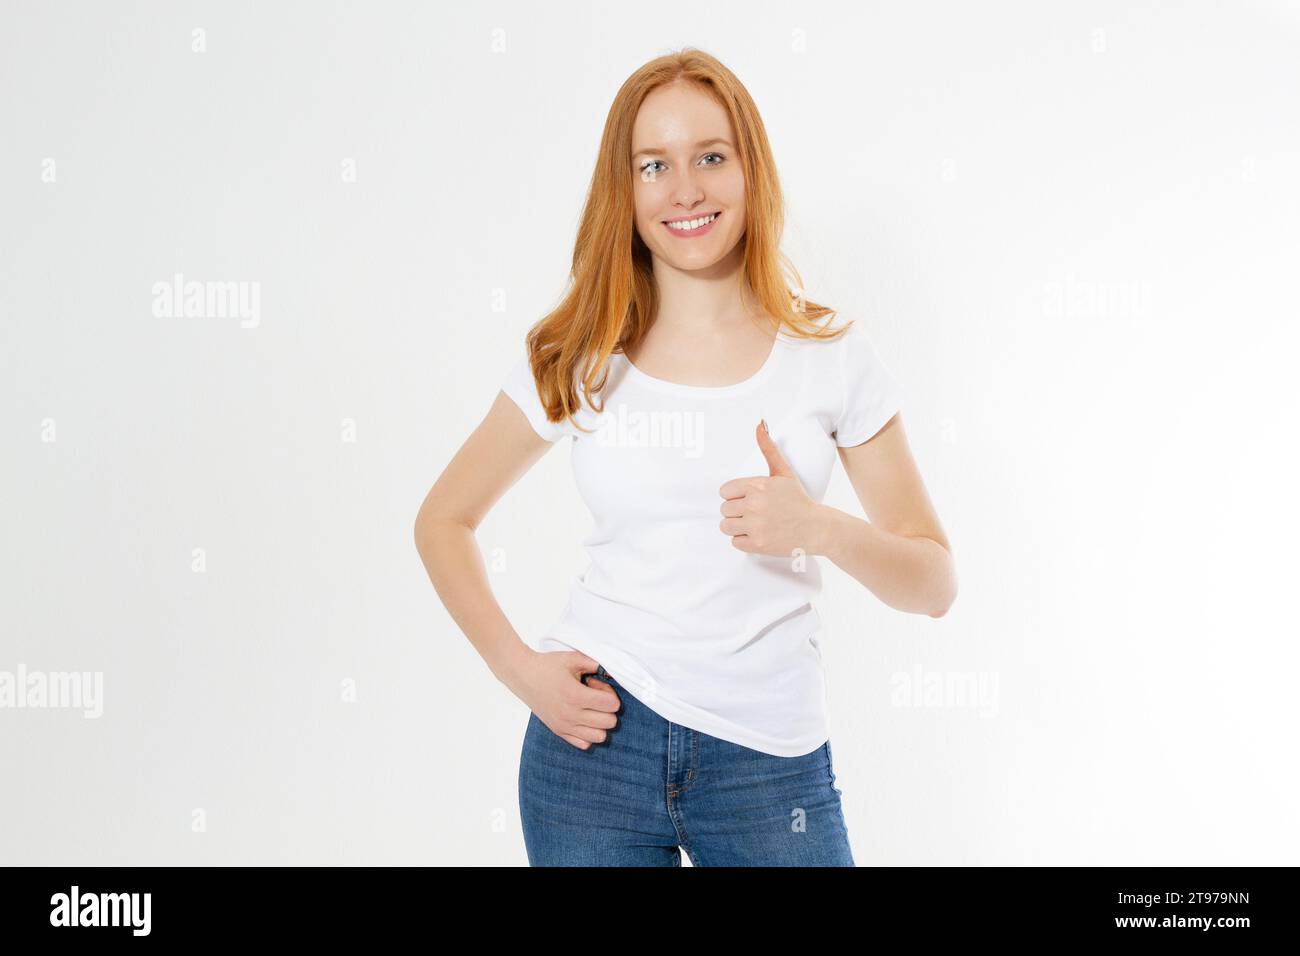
[756,419,794,477]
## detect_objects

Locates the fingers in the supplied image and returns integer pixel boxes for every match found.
[553,705,616,749]
[756,419,794,477]
[729,534,755,552]
[558,707,618,749]
[566,674,620,747]
[577,707,619,731]
[718,475,766,499]
[536,657,622,750]
[577,679,621,711]
[569,652,601,679]
[579,686,618,712]
[567,722,611,744]
[720,495,748,538]
[719,516,745,536]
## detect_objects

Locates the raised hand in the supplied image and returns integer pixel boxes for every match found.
[717,419,827,557]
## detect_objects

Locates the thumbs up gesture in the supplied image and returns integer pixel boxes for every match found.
[718,420,826,556]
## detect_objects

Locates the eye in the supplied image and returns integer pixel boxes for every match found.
[638,153,725,176]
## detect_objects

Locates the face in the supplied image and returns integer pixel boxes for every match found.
[630,80,747,274]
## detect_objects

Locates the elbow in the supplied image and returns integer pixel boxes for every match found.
[927,593,956,619]
[413,511,430,557]
[927,553,958,618]
[414,506,475,557]
[413,502,441,556]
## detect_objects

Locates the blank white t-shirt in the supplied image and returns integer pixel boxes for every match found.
[500,315,904,757]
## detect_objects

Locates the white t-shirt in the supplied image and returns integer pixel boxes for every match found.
[500,315,904,757]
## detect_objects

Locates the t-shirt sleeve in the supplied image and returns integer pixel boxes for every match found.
[500,347,568,442]
[833,321,904,447]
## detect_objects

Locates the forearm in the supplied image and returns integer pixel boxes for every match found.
[812,504,957,617]
[413,516,534,684]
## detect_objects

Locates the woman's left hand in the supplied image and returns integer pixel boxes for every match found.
[718,420,830,557]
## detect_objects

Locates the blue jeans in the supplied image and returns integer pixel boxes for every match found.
[518,664,855,866]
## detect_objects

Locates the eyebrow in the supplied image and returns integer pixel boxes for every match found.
[632,137,733,159]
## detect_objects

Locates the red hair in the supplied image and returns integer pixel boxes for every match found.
[522,47,850,434]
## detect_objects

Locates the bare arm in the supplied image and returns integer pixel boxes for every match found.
[413,391,552,682]
[413,390,619,748]
[814,413,957,617]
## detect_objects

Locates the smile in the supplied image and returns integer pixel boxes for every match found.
[661,211,722,237]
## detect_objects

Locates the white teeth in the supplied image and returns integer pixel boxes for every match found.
[666,213,718,231]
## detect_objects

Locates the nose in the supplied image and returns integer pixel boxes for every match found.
[671,171,705,209]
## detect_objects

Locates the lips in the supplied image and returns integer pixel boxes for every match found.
[660,210,723,236]
[662,211,722,225]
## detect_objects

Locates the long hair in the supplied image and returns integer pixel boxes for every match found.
[521,47,850,435]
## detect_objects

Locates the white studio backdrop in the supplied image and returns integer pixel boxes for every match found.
[2,0,1297,865]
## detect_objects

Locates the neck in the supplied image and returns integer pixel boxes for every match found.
[649,245,760,332]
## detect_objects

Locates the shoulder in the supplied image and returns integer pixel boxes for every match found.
[502,336,613,440]
[780,310,900,395]
[777,309,859,360]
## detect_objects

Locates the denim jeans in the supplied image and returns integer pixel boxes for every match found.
[518,664,855,866]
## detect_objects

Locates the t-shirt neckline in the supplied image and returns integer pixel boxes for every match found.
[617,328,790,398]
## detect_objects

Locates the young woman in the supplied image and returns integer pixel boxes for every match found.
[415,49,956,866]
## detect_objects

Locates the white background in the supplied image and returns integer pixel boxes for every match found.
[2,0,1297,865]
